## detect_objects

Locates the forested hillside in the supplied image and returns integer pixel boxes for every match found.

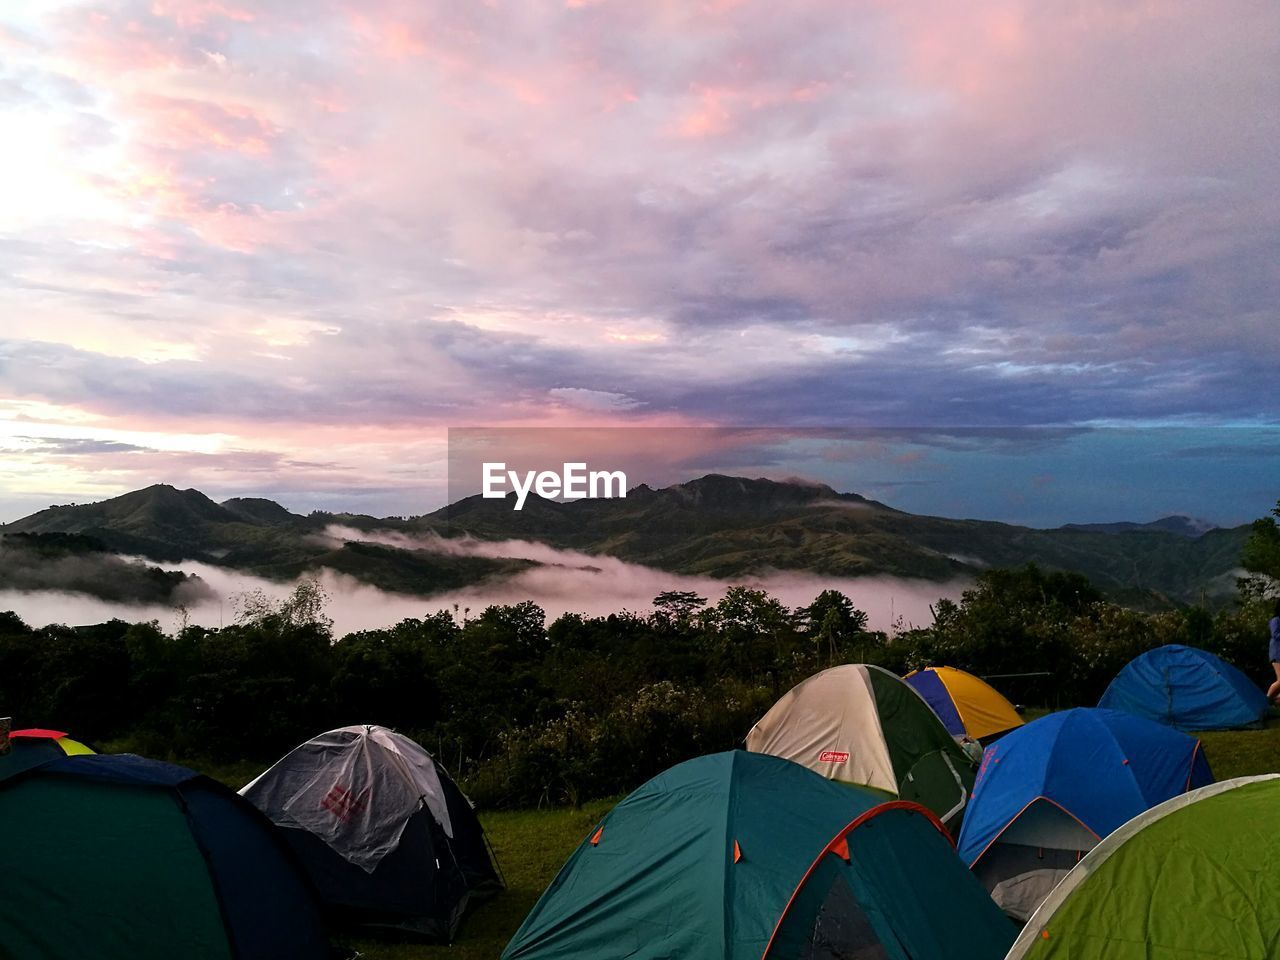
[2,476,1252,606]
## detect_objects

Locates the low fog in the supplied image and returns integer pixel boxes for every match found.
[1,528,970,637]
[0,545,214,606]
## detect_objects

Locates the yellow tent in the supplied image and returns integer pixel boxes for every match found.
[10,729,94,755]
[903,666,1023,741]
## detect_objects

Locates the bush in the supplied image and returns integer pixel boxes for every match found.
[464,678,774,808]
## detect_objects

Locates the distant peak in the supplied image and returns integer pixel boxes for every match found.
[1149,515,1219,536]
[670,474,851,507]
[134,483,208,500]
[221,496,297,525]
[1059,515,1219,537]
[681,473,835,493]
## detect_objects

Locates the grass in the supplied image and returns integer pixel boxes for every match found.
[167,754,616,960]
[343,719,1280,960]
[345,800,616,960]
[1195,717,1280,780]
[119,717,1280,960]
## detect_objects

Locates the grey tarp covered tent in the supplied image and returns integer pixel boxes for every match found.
[241,725,501,941]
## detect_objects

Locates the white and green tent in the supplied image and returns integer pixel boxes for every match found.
[746,663,976,829]
[1008,774,1280,959]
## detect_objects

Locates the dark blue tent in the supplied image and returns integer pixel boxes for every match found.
[0,753,333,959]
[956,708,1213,921]
[1099,644,1269,730]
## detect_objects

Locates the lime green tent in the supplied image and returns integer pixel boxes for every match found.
[1008,774,1280,958]
[746,664,977,829]
[502,751,1015,960]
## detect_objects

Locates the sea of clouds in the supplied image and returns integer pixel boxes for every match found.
[1,526,969,637]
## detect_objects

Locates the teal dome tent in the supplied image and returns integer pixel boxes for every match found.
[502,751,1014,960]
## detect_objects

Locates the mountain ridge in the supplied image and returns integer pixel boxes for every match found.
[1,476,1251,607]
[1059,515,1219,537]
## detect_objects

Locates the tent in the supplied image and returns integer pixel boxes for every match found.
[1098,643,1269,730]
[904,666,1024,741]
[0,753,331,960]
[0,727,94,780]
[956,707,1213,922]
[502,751,1015,960]
[746,663,976,828]
[9,727,94,755]
[241,724,501,941]
[1007,775,1280,958]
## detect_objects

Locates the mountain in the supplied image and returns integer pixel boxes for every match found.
[0,531,213,605]
[2,485,300,564]
[220,497,299,526]
[1,484,527,596]
[0,477,1252,607]
[1060,516,1218,537]
[412,475,1248,604]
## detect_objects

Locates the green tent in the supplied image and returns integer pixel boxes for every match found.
[747,664,977,829]
[1008,774,1280,958]
[502,751,1014,960]
[0,753,331,959]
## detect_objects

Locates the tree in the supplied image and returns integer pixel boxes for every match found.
[802,590,870,664]
[714,586,792,636]
[0,610,31,636]
[652,590,707,624]
[232,578,334,635]
[925,564,1102,687]
[706,587,799,693]
[329,614,456,731]
[474,601,547,650]
[1239,499,1280,601]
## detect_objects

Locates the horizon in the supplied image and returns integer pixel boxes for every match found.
[0,461,1264,531]
[1,3,1277,527]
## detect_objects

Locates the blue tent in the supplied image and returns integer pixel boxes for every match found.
[1098,644,1269,730]
[956,708,1213,922]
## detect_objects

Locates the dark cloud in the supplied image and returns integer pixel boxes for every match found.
[22,437,147,455]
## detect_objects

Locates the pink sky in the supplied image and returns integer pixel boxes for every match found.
[1,1,1277,520]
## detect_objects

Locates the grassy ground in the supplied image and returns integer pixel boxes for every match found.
[1195,717,1280,780]
[167,718,1280,960]
[179,756,616,960]
[345,800,615,960]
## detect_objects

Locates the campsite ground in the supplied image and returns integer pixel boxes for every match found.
[347,800,617,960]
[197,717,1280,960]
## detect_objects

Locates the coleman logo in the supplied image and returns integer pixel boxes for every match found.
[321,783,369,823]
[818,750,849,763]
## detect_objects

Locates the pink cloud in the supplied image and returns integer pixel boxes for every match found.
[347,12,427,61]
[676,85,734,138]
[56,7,211,72]
[1,0,1276,518]
[147,1,256,30]
[131,94,280,156]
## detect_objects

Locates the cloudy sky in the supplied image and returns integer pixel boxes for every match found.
[1,1,1277,524]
